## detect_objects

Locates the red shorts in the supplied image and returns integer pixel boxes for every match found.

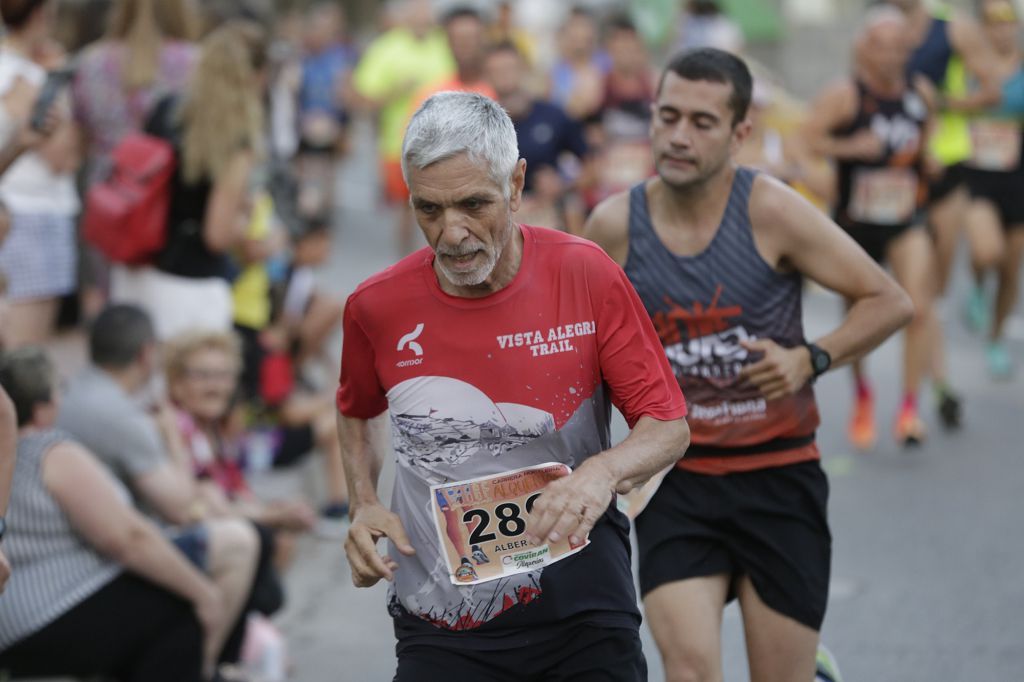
[382,159,409,204]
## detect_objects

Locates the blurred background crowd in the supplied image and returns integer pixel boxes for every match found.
[0,0,1020,680]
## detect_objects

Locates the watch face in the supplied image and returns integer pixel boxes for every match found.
[814,353,829,372]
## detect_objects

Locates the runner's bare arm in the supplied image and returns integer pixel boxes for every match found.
[582,191,632,266]
[915,77,945,179]
[945,16,1003,112]
[743,175,912,391]
[803,81,884,162]
[526,415,689,547]
[337,413,415,588]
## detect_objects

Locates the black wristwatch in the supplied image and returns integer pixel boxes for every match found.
[805,342,832,382]
[0,515,6,543]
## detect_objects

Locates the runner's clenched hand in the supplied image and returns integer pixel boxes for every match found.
[526,459,616,547]
[345,502,416,587]
[738,338,813,400]
[842,129,886,162]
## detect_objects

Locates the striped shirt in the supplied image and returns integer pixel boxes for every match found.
[624,168,821,475]
[0,429,122,650]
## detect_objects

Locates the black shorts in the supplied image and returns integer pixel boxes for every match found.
[964,167,1024,228]
[841,221,921,264]
[394,624,645,682]
[636,460,832,631]
[927,162,967,203]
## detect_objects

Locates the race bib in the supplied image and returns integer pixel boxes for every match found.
[848,167,918,225]
[968,120,1022,171]
[430,463,589,586]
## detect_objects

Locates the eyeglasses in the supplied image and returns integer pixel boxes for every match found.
[182,367,237,382]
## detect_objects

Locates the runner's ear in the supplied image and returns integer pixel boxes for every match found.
[508,158,527,212]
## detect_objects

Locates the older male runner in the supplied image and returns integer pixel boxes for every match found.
[586,48,911,682]
[805,8,940,447]
[335,91,689,681]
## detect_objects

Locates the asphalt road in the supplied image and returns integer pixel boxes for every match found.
[266,123,1024,682]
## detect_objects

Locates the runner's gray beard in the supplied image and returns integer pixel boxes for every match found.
[436,238,501,287]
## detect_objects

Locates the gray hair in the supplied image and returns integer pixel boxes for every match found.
[401,91,520,198]
[0,347,54,427]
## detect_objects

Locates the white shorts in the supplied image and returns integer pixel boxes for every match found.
[110,265,232,341]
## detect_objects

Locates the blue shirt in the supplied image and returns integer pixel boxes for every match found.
[301,44,357,120]
[513,100,588,192]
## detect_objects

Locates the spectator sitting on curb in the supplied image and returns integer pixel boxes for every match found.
[0,346,221,681]
[56,304,264,671]
[165,329,316,571]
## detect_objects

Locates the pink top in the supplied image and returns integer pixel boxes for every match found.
[175,407,249,499]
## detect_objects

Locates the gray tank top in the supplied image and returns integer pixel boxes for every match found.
[623,169,820,457]
[0,429,121,650]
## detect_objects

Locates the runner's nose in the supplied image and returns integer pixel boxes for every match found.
[669,119,693,150]
[439,209,473,246]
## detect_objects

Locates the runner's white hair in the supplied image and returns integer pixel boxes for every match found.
[402,91,520,199]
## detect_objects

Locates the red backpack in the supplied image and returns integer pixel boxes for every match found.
[82,132,176,265]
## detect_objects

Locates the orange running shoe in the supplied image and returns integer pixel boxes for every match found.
[895,405,926,447]
[848,393,876,451]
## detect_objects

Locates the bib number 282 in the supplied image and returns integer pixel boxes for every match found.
[463,493,540,544]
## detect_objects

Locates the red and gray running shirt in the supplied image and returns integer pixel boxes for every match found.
[337,225,686,647]
[624,169,821,475]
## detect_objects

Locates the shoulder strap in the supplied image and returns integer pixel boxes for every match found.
[144,94,182,145]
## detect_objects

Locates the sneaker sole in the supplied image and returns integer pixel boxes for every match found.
[900,434,924,447]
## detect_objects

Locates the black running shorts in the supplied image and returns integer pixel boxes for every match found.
[636,460,832,631]
[393,623,646,682]
[964,168,1024,228]
[927,162,967,204]
[841,221,922,264]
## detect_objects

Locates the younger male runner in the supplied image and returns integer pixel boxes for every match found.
[586,48,912,681]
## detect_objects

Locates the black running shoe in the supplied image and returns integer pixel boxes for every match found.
[936,389,962,430]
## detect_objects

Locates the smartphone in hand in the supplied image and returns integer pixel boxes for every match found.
[30,67,73,133]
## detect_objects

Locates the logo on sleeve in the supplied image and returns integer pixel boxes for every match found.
[396,323,425,367]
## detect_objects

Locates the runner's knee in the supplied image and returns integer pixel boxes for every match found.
[662,650,722,682]
[207,518,260,572]
[972,239,1003,271]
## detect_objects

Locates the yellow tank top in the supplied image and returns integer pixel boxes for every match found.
[929,56,973,165]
